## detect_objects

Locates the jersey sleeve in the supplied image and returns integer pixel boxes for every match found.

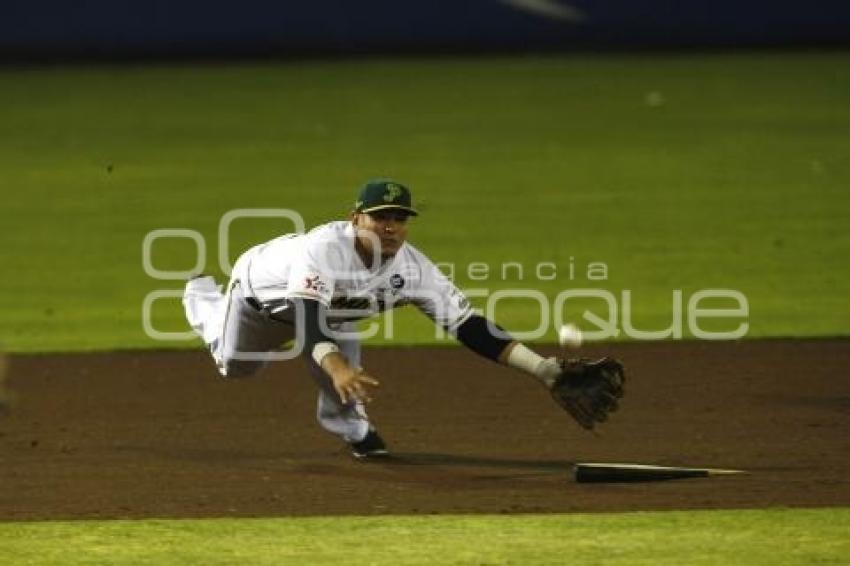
[285,240,339,306]
[409,254,474,331]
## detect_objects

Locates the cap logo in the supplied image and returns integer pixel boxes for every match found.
[383,184,402,202]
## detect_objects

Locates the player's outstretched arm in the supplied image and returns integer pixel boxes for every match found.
[289,297,379,404]
[454,314,559,387]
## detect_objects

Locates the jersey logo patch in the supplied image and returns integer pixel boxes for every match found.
[304,275,328,294]
[390,274,405,289]
[384,184,402,202]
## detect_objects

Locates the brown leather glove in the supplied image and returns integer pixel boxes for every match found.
[549,357,625,430]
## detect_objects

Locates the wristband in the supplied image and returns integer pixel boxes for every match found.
[312,341,340,366]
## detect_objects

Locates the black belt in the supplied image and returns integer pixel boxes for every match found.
[245,296,263,312]
[245,295,295,326]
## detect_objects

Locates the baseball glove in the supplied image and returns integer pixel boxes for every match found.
[549,357,625,430]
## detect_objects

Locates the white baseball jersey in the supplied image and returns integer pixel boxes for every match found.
[243,221,473,331]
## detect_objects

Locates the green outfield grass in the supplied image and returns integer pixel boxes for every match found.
[1,508,848,565]
[1,52,848,352]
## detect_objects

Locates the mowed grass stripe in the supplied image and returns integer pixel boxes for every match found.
[1,508,849,565]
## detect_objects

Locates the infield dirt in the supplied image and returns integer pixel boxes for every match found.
[1,339,848,520]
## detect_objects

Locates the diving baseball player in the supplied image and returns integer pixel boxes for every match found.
[183,179,624,459]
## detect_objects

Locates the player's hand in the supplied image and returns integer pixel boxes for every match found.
[331,368,379,404]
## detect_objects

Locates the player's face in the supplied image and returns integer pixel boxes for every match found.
[353,210,410,260]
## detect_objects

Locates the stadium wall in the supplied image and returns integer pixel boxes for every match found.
[4,0,850,59]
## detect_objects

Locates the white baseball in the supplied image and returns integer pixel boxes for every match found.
[558,323,583,349]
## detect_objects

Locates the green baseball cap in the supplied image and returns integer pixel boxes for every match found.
[354,179,419,216]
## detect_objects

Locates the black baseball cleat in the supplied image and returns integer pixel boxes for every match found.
[349,428,390,460]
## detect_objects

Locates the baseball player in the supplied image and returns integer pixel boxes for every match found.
[183,179,624,459]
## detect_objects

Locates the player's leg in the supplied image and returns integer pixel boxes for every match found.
[214,280,295,378]
[309,323,371,444]
[183,275,227,354]
[183,249,295,378]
